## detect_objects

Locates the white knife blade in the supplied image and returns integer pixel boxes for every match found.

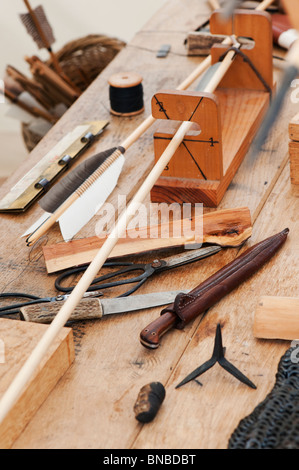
[100,289,190,316]
[20,289,191,323]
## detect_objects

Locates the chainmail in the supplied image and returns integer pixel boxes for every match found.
[228,345,299,449]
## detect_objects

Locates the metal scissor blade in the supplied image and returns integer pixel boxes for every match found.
[162,245,222,269]
[59,290,103,301]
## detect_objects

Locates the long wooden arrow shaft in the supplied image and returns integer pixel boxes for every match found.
[0,47,237,425]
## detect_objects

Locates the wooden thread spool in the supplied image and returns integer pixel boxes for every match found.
[108,72,144,117]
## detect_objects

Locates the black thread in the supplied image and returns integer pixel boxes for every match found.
[182,142,207,180]
[219,46,272,98]
[109,83,144,115]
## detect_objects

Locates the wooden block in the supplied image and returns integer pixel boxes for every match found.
[289,113,299,142]
[289,141,299,185]
[186,32,226,56]
[289,113,299,190]
[151,177,220,206]
[0,319,74,449]
[186,32,253,56]
[254,296,299,340]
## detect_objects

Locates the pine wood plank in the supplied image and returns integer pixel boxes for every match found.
[289,113,299,194]
[0,319,74,449]
[289,112,299,141]
[42,207,252,273]
[254,296,299,340]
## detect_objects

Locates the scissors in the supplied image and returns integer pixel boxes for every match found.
[55,245,222,297]
[0,290,102,317]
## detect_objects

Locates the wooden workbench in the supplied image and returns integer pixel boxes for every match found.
[0,0,298,450]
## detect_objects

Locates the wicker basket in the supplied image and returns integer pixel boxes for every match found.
[48,34,126,92]
[22,34,126,151]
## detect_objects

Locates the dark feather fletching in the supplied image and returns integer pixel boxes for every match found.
[20,5,55,49]
[39,147,118,213]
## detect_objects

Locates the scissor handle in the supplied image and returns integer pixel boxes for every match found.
[0,292,42,301]
[55,262,154,296]
[0,292,49,316]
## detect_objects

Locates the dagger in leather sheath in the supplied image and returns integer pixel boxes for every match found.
[140,228,289,349]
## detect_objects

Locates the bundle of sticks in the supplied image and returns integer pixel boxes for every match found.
[1,1,83,136]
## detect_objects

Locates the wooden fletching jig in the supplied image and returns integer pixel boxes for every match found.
[25,3,274,245]
[151,9,274,208]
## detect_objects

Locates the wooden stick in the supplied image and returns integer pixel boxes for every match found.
[0,47,237,424]
[254,296,299,340]
[23,0,57,64]
[26,56,79,105]
[256,0,275,9]
[23,0,80,94]
[6,65,54,110]
[208,0,221,10]
[1,87,57,124]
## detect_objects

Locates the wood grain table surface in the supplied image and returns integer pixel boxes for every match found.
[0,0,298,449]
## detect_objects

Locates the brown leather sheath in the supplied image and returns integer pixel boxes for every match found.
[160,228,289,330]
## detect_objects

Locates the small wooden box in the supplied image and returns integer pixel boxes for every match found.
[289,112,299,195]
[0,319,74,448]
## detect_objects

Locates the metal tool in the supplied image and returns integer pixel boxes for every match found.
[175,323,257,389]
[0,290,102,317]
[0,121,109,213]
[20,290,191,324]
[54,245,222,297]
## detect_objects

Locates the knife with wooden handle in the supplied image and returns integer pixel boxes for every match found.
[20,290,190,324]
[140,229,289,349]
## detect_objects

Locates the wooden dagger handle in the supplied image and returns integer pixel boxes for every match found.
[139,311,178,349]
[20,298,103,324]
